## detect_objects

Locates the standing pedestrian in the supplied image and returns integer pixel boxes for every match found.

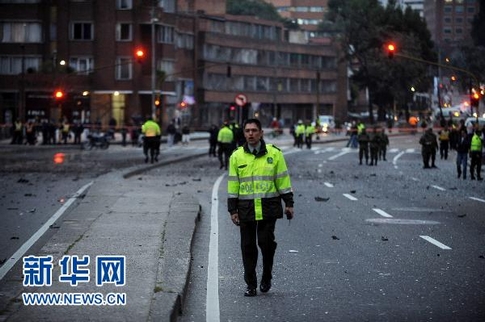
[357,128,370,165]
[227,118,294,297]
[369,126,381,166]
[455,129,470,180]
[217,122,234,170]
[208,124,219,157]
[304,120,315,149]
[10,118,23,145]
[181,124,190,145]
[295,120,305,149]
[438,125,450,160]
[141,116,161,163]
[166,121,177,147]
[419,127,438,169]
[378,127,389,161]
[470,128,483,180]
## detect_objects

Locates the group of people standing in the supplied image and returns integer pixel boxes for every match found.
[356,124,390,166]
[10,118,85,146]
[420,121,483,181]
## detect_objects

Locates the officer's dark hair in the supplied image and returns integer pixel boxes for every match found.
[243,118,262,131]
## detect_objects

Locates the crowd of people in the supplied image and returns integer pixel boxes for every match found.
[419,118,484,181]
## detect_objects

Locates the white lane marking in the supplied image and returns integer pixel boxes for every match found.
[343,194,358,201]
[206,174,225,322]
[389,148,399,153]
[366,218,440,225]
[469,197,485,203]
[392,151,405,169]
[420,236,452,250]
[328,150,350,161]
[324,182,334,188]
[405,148,415,153]
[431,185,446,191]
[0,181,94,282]
[373,208,393,218]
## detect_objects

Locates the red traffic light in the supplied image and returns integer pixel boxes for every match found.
[386,43,396,59]
[135,48,145,63]
[54,90,64,99]
[471,92,480,107]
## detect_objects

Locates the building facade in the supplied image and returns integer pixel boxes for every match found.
[0,0,347,132]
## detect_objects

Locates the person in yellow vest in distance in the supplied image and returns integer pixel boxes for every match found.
[304,120,315,149]
[141,116,161,164]
[10,118,24,145]
[469,128,483,181]
[295,120,305,149]
[227,118,294,297]
[438,125,450,160]
[217,121,234,170]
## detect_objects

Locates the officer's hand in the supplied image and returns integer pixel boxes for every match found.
[231,213,240,226]
[285,207,294,220]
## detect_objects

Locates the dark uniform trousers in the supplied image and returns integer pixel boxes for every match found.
[239,219,277,289]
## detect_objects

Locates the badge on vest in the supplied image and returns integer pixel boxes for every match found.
[267,157,273,164]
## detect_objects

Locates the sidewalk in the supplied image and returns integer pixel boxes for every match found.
[0,129,350,322]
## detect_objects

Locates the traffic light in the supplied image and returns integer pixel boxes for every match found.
[135,48,145,63]
[386,43,396,59]
[54,89,65,100]
[180,101,187,109]
[471,92,480,108]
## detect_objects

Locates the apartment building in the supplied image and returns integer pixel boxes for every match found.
[0,0,346,131]
[424,0,479,48]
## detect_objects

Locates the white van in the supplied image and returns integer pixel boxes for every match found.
[317,115,335,133]
[464,117,485,132]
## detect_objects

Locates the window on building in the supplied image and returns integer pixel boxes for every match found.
[0,22,42,43]
[467,6,476,14]
[256,77,269,91]
[116,0,132,10]
[71,22,93,40]
[116,57,131,80]
[443,27,452,34]
[455,5,464,13]
[158,25,174,44]
[69,57,94,74]
[244,76,256,91]
[176,33,193,49]
[159,59,174,80]
[455,28,463,34]
[444,17,452,24]
[0,56,41,74]
[158,0,175,13]
[455,17,463,23]
[444,6,452,13]
[116,23,132,41]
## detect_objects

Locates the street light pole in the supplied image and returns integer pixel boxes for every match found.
[151,7,158,121]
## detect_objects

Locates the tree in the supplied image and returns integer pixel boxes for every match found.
[226,0,298,29]
[324,0,435,123]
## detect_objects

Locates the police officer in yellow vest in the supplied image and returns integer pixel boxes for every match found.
[438,125,450,160]
[470,129,483,180]
[304,120,316,149]
[295,120,305,149]
[228,118,294,297]
[217,122,234,170]
[141,116,161,163]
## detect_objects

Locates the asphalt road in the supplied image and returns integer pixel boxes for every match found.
[144,135,485,322]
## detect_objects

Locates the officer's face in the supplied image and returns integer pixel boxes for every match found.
[244,123,263,146]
